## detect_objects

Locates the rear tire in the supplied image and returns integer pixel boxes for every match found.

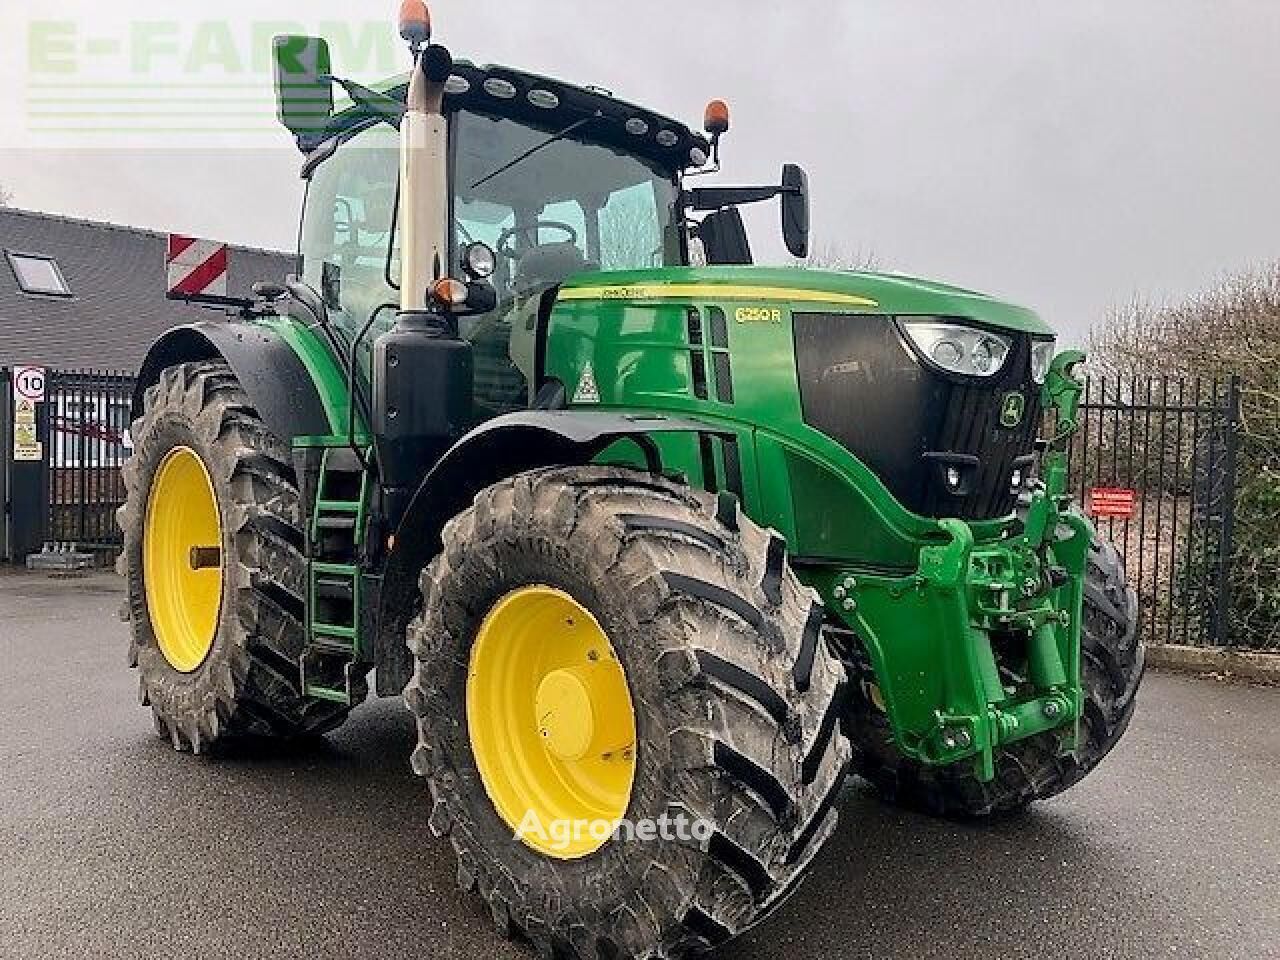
[849,534,1143,817]
[117,360,364,753]
[404,467,851,959]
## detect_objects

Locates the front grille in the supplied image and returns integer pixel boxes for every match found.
[931,379,1041,519]
[794,313,1041,521]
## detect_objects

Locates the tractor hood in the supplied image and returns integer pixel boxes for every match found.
[557,266,1053,337]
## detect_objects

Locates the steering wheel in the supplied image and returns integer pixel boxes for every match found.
[495,221,579,261]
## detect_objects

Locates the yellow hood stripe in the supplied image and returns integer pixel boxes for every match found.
[558,284,879,308]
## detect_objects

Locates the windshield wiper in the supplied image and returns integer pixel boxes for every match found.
[470,113,598,190]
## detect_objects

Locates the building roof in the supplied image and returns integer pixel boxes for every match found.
[0,207,297,372]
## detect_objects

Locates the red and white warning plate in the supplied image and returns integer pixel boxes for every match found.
[166,235,229,300]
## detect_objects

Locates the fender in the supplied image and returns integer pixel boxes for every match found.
[372,409,728,694]
[132,322,331,443]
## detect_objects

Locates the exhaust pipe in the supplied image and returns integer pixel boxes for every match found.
[372,7,473,522]
[399,41,453,310]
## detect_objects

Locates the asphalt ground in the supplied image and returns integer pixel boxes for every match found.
[1,570,1277,960]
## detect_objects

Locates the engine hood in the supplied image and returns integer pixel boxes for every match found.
[558,266,1054,337]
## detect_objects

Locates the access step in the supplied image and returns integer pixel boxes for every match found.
[300,643,360,705]
[301,445,370,707]
[310,563,359,636]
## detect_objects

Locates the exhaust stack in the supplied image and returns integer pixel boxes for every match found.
[399,41,453,310]
[373,2,473,523]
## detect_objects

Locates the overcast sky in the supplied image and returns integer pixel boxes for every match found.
[1,0,1277,342]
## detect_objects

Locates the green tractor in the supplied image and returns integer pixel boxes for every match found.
[118,5,1143,957]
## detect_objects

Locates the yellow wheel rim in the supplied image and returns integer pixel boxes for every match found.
[143,446,223,674]
[467,586,637,860]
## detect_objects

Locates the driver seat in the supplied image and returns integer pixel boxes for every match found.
[515,242,596,290]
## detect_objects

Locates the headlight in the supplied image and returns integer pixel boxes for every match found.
[1030,340,1056,384]
[900,320,1012,378]
[460,241,496,280]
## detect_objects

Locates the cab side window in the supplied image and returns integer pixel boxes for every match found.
[300,124,401,351]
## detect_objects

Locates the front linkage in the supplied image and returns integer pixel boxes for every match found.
[821,351,1090,782]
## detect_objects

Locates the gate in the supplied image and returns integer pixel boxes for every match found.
[1068,375,1241,647]
[43,370,136,560]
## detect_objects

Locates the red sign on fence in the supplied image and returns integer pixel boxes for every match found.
[1087,487,1137,519]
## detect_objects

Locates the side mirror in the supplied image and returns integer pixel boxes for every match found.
[781,163,810,259]
[273,35,334,144]
[698,208,753,266]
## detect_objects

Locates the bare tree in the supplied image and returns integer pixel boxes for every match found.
[598,193,664,270]
[1088,266,1280,385]
[791,240,882,272]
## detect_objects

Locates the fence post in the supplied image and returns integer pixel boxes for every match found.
[6,373,48,563]
[1,367,9,562]
[1212,376,1242,647]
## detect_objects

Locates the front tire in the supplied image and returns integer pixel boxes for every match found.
[849,534,1144,817]
[404,467,851,959]
[117,361,363,752]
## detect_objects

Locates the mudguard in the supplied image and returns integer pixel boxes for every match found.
[131,322,331,443]
[373,410,727,694]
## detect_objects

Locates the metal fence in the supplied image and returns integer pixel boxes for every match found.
[44,370,135,557]
[1068,375,1242,648]
[0,365,1259,648]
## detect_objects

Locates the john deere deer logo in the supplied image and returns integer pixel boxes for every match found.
[1000,392,1026,428]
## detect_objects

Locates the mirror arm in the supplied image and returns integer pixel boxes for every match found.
[324,75,407,128]
[683,185,783,212]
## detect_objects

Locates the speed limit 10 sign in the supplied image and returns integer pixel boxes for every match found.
[13,366,47,403]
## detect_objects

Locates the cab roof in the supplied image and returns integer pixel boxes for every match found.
[323,58,710,176]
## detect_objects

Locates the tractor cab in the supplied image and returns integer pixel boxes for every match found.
[293,61,712,416]
[286,52,808,420]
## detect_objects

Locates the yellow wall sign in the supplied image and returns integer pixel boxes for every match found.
[13,422,41,462]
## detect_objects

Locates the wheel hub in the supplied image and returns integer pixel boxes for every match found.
[535,662,633,761]
[142,446,223,674]
[467,586,637,859]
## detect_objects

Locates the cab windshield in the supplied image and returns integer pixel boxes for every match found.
[299,108,681,417]
[455,110,681,284]
[454,110,681,415]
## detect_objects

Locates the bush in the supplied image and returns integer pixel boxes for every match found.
[1088,262,1280,649]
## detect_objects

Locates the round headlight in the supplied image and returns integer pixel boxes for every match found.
[461,242,496,280]
[933,340,964,367]
[972,337,997,374]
